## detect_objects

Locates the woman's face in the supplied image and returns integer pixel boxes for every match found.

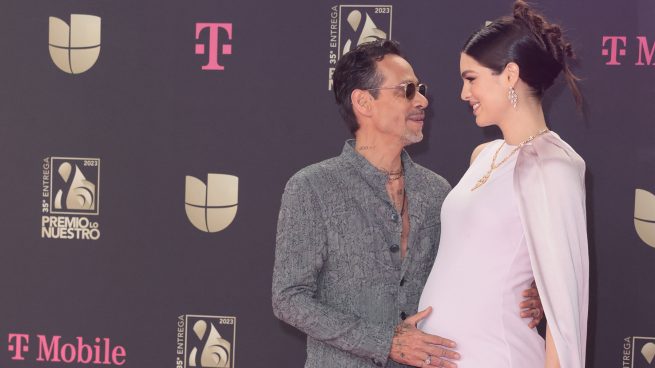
[459,53,511,127]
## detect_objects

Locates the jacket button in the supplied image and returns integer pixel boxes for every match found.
[389,244,400,253]
[372,358,383,367]
[400,311,407,320]
[391,213,399,222]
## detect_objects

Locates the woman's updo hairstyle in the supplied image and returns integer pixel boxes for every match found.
[462,0,582,107]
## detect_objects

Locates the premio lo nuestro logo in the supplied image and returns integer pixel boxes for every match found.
[176,315,236,368]
[622,336,655,368]
[185,174,238,233]
[634,189,655,248]
[327,5,392,90]
[41,157,101,240]
[49,14,101,74]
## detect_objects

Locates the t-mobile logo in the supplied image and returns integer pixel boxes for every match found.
[602,36,655,66]
[8,334,30,360]
[602,36,627,65]
[195,23,233,71]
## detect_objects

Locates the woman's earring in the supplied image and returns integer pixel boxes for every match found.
[508,87,518,109]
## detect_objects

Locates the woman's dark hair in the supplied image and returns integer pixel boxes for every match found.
[462,0,582,108]
[332,39,402,134]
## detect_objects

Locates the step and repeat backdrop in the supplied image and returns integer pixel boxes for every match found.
[0,0,653,367]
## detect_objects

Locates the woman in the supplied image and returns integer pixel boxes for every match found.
[418,1,589,367]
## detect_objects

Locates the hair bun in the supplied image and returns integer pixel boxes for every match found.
[512,0,574,62]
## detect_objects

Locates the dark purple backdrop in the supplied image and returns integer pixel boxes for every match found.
[0,0,653,367]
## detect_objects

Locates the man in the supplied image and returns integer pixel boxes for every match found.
[272,40,542,368]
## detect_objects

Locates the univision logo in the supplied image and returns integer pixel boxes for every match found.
[635,189,655,248]
[185,174,238,233]
[49,14,101,74]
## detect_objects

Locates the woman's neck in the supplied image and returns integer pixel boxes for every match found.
[498,101,548,145]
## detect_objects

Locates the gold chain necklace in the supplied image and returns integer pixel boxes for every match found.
[471,128,549,191]
[382,168,403,182]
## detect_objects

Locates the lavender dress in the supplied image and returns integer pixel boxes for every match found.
[419,132,588,368]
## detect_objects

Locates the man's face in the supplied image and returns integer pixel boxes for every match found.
[368,54,428,146]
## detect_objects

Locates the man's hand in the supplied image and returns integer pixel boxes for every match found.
[520,281,544,328]
[389,307,460,367]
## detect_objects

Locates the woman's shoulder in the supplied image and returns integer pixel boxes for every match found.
[531,132,585,168]
[470,139,503,165]
[519,131,586,182]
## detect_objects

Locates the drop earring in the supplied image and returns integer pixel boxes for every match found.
[508,87,518,109]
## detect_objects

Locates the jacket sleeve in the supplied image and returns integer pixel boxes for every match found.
[514,133,589,368]
[271,172,395,365]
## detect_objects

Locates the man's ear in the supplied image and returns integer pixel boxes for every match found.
[351,89,374,117]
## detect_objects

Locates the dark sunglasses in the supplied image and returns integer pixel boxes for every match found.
[367,82,427,100]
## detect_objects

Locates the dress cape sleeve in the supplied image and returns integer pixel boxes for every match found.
[513,132,589,368]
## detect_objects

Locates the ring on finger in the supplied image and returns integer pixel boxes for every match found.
[425,355,431,365]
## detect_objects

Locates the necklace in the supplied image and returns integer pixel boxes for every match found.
[391,188,407,215]
[471,128,549,191]
[378,166,403,182]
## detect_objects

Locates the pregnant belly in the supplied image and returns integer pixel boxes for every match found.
[417,255,545,367]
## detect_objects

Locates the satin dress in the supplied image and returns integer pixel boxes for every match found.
[418,132,588,368]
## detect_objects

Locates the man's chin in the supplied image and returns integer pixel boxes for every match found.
[403,132,424,146]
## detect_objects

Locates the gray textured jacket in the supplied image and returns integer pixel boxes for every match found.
[272,141,451,367]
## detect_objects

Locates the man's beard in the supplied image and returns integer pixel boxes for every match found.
[402,128,423,145]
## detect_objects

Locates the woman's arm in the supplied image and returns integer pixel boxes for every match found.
[515,133,589,368]
[545,324,561,368]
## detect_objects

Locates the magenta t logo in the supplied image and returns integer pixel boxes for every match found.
[602,36,627,65]
[195,23,233,71]
[8,333,30,360]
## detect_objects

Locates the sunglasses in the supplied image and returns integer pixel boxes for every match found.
[367,82,428,100]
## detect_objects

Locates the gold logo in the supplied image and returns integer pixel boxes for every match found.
[341,7,389,56]
[189,321,231,367]
[634,189,655,248]
[185,174,238,233]
[49,14,101,74]
[342,10,387,55]
[54,162,96,211]
[643,342,655,364]
[177,315,236,368]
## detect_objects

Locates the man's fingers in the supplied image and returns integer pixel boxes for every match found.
[426,345,461,360]
[520,308,541,318]
[519,298,542,310]
[522,287,539,297]
[430,357,458,368]
[521,308,542,328]
[406,306,433,325]
[520,308,538,317]
[422,333,457,349]
[409,354,457,368]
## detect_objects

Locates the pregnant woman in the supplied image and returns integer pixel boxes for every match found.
[418,1,589,367]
